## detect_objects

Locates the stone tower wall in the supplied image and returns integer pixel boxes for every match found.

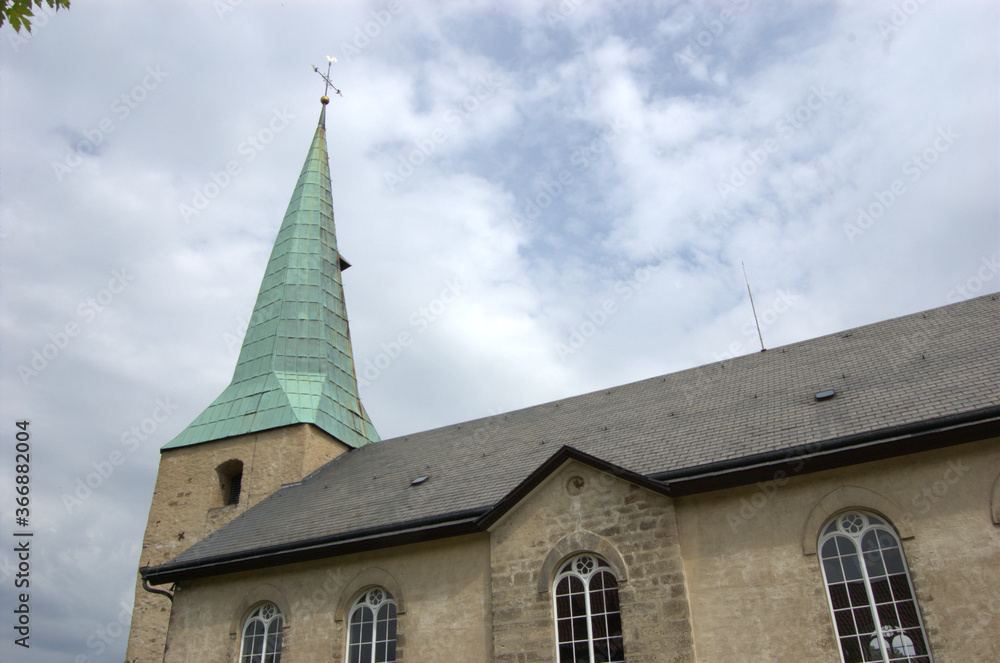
[125,424,348,662]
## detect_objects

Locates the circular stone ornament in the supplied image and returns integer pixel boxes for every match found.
[566,475,586,495]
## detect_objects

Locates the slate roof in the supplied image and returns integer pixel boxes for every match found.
[148,293,1000,581]
[164,104,379,450]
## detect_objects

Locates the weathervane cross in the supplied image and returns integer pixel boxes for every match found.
[312,56,342,101]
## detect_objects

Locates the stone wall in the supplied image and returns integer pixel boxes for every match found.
[126,424,348,663]
[161,534,492,662]
[675,437,1000,662]
[488,459,696,663]
[137,433,1000,663]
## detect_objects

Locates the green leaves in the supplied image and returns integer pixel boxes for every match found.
[1,0,70,34]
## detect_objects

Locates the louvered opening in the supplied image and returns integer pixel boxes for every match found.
[216,459,244,508]
[227,473,242,505]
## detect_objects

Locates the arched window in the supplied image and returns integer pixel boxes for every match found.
[346,587,397,663]
[819,511,932,663]
[239,602,283,663]
[552,553,624,663]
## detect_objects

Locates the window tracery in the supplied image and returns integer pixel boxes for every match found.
[553,553,624,663]
[819,511,931,663]
[346,587,397,663]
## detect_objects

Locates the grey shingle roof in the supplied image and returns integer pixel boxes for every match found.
[152,294,999,577]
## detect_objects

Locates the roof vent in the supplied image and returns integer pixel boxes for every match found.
[411,476,429,486]
[815,389,836,401]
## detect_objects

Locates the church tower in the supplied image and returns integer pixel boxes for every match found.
[125,97,378,662]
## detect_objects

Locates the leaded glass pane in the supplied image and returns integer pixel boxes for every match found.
[346,589,397,663]
[889,575,912,601]
[240,603,283,663]
[826,557,846,584]
[836,609,856,635]
[553,554,625,663]
[884,549,905,575]
[830,584,849,609]
[848,582,869,607]
[871,579,892,604]
[843,554,864,581]
[854,607,875,635]
[819,512,932,663]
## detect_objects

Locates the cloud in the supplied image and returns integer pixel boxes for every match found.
[1,1,996,660]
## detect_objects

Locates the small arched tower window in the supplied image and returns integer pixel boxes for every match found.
[346,587,397,663]
[239,602,283,663]
[552,553,624,663]
[217,459,244,506]
[819,511,932,662]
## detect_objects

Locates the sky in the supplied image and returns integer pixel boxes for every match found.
[0,0,997,660]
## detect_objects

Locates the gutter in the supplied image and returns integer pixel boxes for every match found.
[144,404,1000,585]
[143,508,488,586]
[653,404,1000,496]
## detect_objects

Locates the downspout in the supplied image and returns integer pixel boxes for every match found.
[142,576,174,602]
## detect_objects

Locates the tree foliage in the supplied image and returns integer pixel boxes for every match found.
[1,0,69,33]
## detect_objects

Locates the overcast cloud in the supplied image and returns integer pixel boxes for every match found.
[1,1,997,660]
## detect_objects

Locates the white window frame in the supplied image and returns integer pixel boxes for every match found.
[819,511,932,663]
[345,587,397,663]
[239,602,283,663]
[552,553,625,663]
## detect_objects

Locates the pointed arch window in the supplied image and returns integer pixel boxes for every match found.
[346,587,397,663]
[239,602,283,663]
[553,553,624,663]
[819,511,932,663]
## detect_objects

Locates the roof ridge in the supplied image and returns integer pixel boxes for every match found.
[373,293,999,444]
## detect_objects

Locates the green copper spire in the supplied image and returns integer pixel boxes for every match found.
[164,103,379,450]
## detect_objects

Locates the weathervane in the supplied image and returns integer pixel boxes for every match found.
[312,56,342,104]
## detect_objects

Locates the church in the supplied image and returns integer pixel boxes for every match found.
[126,94,1000,663]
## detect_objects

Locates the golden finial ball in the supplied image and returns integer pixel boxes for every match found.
[321,95,330,105]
